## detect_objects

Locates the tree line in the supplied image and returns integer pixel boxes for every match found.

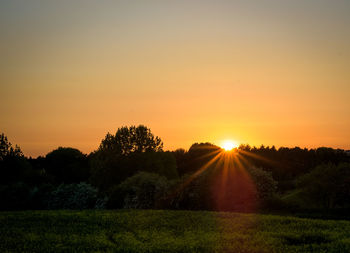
[1,126,349,214]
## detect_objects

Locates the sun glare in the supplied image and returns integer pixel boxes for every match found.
[221,140,238,151]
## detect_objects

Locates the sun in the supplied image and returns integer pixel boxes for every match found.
[221,140,238,151]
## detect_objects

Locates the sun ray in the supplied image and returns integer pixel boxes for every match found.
[167,147,271,212]
[238,149,279,166]
[190,148,222,160]
[173,151,223,195]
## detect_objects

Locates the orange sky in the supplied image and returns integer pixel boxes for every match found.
[1,1,350,157]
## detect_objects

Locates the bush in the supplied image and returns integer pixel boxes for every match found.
[48,182,98,209]
[29,183,55,209]
[45,147,89,184]
[90,151,178,191]
[246,166,277,201]
[0,182,32,210]
[107,172,170,209]
[168,166,278,212]
[297,163,350,209]
[166,173,212,211]
[260,194,294,212]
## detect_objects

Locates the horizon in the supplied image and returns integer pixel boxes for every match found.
[8,130,350,158]
[2,0,350,157]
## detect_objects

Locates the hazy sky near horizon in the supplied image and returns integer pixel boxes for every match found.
[1,0,350,157]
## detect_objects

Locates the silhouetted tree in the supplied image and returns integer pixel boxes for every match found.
[45,147,89,184]
[0,133,31,184]
[90,125,177,191]
[174,143,221,176]
[0,133,23,159]
[172,148,187,176]
[236,144,350,192]
[98,125,163,156]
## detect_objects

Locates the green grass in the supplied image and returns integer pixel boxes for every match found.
[1,210,350,252]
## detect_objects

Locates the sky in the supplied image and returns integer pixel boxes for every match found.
[1,0,350,157]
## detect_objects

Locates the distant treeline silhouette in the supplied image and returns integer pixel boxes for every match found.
[1,126,349,216]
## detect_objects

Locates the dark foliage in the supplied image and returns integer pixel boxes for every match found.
[0,133,32,184]
[173,143,221,176]
[48,182,99,209]
[90,126,177,191]
[107,172,170,209]
[1,130,350,215]
[0,182,32,210]
[44,147,89,184]
[237,144,350,192]
[98,125,163,157]
[297,163,350,209]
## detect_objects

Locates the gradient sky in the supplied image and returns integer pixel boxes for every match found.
[1,0,350,157]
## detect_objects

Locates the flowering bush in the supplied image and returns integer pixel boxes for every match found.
[107,172,169,209]
[48,182,98,209]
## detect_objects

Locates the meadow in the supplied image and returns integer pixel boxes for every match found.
[1,210,350,253]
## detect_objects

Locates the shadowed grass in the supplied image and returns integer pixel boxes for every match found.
[1,210,350,252]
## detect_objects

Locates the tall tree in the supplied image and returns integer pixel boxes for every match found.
[45,147,88,184]
[0,133,23,160]
[0,133,30,184]
[98,125,163,156]
[90,125,176,191]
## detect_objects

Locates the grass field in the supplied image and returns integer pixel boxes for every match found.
[1,210,350,252]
